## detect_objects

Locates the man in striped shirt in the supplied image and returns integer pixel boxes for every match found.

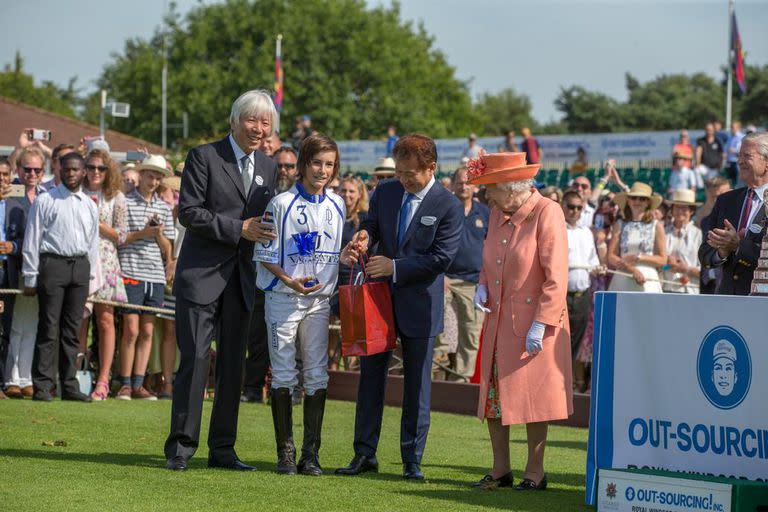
[116,155,175,400]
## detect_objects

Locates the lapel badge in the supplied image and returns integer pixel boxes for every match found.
[254,175,264,186]
[475,218,484,228]
[420,216,436,226]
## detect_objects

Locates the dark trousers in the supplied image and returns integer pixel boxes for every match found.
[0,264,12,385]
[353,335,435,464]
[165,267,251,462]
[726,162,739,185]
[32,254,90,394]
[566,291,590,353]
[242,292,269,393]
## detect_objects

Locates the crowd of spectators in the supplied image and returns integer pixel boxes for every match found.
[0,121,765,402]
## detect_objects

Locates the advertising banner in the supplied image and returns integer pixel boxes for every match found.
[597,469,732,512]
[586,292,768,505]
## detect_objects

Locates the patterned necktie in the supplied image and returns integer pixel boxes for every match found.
[241,154,252,194]
[737,188,755,233]
[397,193,415,247]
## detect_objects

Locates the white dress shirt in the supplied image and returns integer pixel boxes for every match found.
[742,182,768,228]
[663,221,702,294]
[22,184,99,288]
[393,176,436,283]
[566,223,599,292]
[577,202,596,229]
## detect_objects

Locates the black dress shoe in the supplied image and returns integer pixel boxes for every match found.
[166,456,188,471]
[334,455,379,475]
[62,391,92,402]
[515,474,547,491]
[240,390,263,404]
[403,462,424,481]
[472,471,514,490]
[32,390,53,402]
[207,458,257,471]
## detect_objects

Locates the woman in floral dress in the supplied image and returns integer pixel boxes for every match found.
[79,148,128,400]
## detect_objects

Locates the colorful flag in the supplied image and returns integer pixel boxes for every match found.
[274,35,284,112]
[731,12,746,95]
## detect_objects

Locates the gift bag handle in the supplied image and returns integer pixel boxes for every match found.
[347,253,369,286]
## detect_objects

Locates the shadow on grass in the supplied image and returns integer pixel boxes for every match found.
[0,448,274,472]
[397,471,590,511]
[422,465,587,489]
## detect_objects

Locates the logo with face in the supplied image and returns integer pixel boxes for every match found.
[697,326,751,410]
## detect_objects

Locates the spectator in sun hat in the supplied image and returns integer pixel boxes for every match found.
[662,189,702,294]
[367,156,396,190]
[116,154,175,401]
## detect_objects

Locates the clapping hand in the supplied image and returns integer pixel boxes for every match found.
[708,219,740,258]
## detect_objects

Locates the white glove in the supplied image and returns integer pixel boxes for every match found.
[473,284,491,313]
[525,320,546,355]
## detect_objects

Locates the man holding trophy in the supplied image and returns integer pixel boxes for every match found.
[253,133,345,476]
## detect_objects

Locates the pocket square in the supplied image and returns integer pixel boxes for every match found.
[420,216,436,226]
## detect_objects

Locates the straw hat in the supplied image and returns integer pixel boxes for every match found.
[373,157,396,177]
[466,152,540,185]
[164,176,182,192]
[136,154,173,177]
[666,188,701,207]
[614,182,663,211]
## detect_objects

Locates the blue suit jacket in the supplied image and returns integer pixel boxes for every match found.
[360,178,463,338]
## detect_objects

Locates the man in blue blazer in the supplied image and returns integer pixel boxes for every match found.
[337,134,463,480]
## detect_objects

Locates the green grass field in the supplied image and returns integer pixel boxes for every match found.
[0,399,591,511]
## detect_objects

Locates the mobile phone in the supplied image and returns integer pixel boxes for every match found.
[125,150,147,162]
[8,184,25,198]
[27,129,52,141]
[148,214,161,227]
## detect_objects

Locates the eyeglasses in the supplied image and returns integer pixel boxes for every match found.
[86,164,109,172]
[565,204,584,211]
[22,166,44,174]
[277,163,296,169]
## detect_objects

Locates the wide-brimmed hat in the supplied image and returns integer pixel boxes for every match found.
[373,157,396,177]
[164,176,182,192]
[666,188,701,207]
[136,154,173,177]
[466,152,540,185]
[614,182,663,210]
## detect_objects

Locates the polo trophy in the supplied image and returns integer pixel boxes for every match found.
[750,189,768,296]
[292,231,319,288]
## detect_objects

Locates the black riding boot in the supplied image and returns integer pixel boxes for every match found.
[298,389,327,476]
[270,387,297,474]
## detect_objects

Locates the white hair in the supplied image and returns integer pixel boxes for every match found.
[229,90,278,135]
[496,178,535,192]
[743,132,768,160]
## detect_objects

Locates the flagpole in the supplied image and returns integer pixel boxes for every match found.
[725,0,734,129]
[275,34,283,133]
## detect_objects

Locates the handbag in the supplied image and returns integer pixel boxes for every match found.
[75,353,93,396]
[339,257,397,357]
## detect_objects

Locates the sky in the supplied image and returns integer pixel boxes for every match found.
[1,0,766,123]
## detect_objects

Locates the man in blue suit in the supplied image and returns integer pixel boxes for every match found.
[336,134,463,480]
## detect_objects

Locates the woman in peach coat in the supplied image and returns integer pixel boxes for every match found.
[467,152,573,491]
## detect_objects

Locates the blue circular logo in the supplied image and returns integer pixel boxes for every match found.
[625,486,635,501]
[697,326,751,410]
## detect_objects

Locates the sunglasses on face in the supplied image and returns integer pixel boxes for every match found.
[565,204,584,211]
[86,164,109,172]
[277,163,296,169]
[573,183,590,189]
[22,166,44,174]
[629,196,649,202]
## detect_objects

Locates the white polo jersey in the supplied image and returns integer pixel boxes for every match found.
[254,183,346,296]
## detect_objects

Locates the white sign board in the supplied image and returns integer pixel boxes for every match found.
[597,469,732,512]
[586,292,768,505]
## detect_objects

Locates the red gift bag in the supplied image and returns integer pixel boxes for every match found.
[339,261,397,357]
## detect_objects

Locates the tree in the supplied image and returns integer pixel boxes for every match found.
[735,64,768,128]
[624,72,722,130]
[0,52,79,117]
[474,87,536,136]
[88,0,479,146]
[554,85,626,133]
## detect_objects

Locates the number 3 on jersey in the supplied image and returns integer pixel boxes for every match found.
[296,204,308,225]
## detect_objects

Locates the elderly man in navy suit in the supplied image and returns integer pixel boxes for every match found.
[337,134,463,480]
